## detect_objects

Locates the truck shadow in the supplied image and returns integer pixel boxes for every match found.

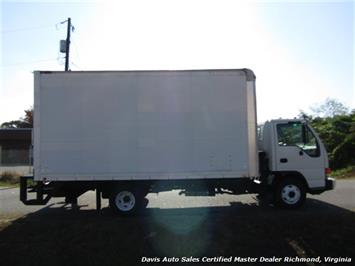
[0,199,354,266]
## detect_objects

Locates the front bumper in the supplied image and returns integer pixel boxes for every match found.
[308,177,336,194]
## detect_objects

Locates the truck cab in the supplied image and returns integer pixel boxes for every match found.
[259,119,335,208]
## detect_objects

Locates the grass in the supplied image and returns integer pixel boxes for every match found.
[0,181,18,187]
[0,171,21,187]
[332,165,355,179]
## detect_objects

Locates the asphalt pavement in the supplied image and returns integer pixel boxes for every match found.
[1,179,354,219]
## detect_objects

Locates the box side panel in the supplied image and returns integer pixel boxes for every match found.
[37,70,251,181]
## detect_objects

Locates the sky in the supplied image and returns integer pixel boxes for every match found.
[0,0,354,124]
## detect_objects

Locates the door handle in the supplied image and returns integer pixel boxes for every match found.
[280,158,288,163]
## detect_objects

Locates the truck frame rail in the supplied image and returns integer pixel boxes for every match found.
[20,176,52,205]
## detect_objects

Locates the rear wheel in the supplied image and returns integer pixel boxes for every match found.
[109,187,143,215]
[274,178,306,209]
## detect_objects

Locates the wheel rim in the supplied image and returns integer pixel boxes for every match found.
[281,184,301,205]
[114,191,136,211]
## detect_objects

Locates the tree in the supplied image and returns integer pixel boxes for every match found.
[300,100,354,169]
[310,98,349,117]
[1,108,33,128]
[330,111,355,168]
[297,110,313,121]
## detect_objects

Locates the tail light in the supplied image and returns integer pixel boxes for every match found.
[325,168,332,175]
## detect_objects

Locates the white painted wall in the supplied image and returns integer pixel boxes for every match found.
[0,166,33,176]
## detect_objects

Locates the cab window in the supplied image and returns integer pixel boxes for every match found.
[277,122,320,157]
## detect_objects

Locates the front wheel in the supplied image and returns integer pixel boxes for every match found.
[274,178,306,209]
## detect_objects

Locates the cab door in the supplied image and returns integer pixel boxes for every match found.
[275,122,325,188]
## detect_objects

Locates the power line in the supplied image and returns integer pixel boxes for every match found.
[70,34,82,68]
[1,25,54,34]
[1,59,58,67]
[70,61,81,70]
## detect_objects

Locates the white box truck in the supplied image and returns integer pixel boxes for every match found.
[20,69,335,214]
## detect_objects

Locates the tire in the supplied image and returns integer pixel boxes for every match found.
[274,178,306,209]
[109,187,143,215]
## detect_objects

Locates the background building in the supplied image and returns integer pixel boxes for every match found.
[0,128,32,175]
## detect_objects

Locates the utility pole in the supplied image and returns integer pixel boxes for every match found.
[60,18,75,71]
[65,17,71,71]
